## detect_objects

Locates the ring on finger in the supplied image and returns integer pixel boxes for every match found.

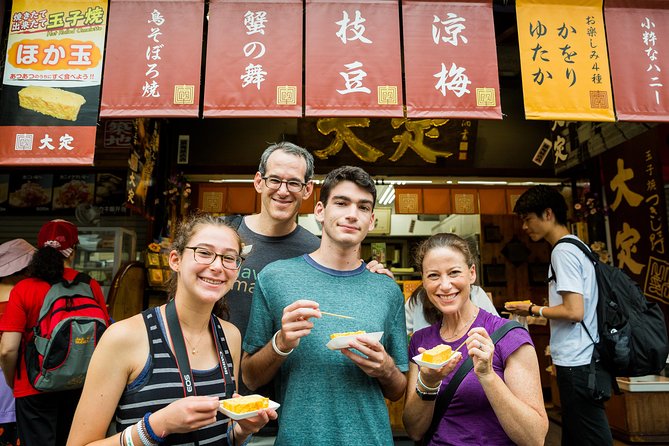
[478,341,483,350]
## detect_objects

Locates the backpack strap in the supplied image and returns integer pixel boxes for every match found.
[423,321,525,444]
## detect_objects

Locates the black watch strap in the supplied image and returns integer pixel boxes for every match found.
[416,387,438,401]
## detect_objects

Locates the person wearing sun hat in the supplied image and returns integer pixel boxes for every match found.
[0,238,35,446]
[0,220,110,446]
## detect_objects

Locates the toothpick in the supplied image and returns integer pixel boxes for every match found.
[320,311,354,320]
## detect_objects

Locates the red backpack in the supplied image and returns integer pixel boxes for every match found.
[24,273,108,391]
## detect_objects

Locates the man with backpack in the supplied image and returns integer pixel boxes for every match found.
[0,220,110,446]
[507,185,613,446]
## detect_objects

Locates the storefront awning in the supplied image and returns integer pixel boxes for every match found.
[99,0,204,117]
[305,0,404,117]
[606,0,669,122]
[516,0,615,121]
[402,0,501,119]
[203,0,303,117]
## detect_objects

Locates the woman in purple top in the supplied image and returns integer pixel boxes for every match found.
[403,233,548,446]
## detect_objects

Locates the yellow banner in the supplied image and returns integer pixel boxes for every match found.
[516,0,615,121]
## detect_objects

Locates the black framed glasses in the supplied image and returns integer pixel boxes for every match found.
[261,176,307,193]
[185,247,243,270]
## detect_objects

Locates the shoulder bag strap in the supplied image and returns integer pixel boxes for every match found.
[550,238,598,344]
[423,321,525,444]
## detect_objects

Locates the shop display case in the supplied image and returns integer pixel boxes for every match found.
[73,227,137,300]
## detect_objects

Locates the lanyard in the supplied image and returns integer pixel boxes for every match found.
[165,299,234,444]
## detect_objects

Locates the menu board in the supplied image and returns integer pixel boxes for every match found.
[1,171,128,215]
[0,174,9,213]
[8,174,53,212]
[52,173,95,209]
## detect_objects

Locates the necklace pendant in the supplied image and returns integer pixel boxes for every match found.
[192,348,196,354]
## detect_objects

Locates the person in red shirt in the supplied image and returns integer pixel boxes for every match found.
[0,220,110,446]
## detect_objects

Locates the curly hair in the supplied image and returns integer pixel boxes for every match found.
[413,233,478,325]
[166,212,243,319]
[28,247,65,285]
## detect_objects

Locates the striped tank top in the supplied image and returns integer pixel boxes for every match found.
[115,307,236,445]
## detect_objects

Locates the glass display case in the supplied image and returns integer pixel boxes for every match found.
[73,227,137,299]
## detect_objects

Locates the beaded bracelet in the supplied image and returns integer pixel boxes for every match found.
[271,331,294,356]
[417,371,440,393]
[143,413,165,444]
[136,419,157,446]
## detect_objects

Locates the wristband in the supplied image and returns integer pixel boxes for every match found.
[227,422,253,446]
[143,413,165,444]
[528,304,535,316]
[539,306,546,318]
[415,387,438,401]
[417,371,441,392]
[272,331,294,356]
[124,426,135,446]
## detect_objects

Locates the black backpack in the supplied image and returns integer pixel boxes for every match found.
[551,238,669,377]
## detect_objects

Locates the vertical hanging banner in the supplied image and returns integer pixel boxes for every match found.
[0,0,107,166]
[402,0,501,119]
[100,0,204,117]
[601,130,669,304]
[305,0,404,117]
[204,0,303,117]
[605,0,668,122]
[516,0,615,121]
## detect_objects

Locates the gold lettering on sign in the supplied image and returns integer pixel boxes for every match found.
[390,119,452,163]
[277,86,297,105]
[397,194,419,213]
[454,193,475,213]
[174,85,195,105]
[589,91,608,109]
[646,256,669,304]
[476,88,496,107]
[315,118,384,162]
[377,86,398,105]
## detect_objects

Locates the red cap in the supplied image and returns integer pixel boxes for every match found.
[37,219,79,256]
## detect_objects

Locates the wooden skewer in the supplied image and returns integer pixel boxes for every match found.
[454,339,468,353]
[320,311,354,320]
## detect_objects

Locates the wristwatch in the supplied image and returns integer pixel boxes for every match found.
[415,387,438,401]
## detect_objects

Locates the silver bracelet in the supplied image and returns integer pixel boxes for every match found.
[271,331,294,356]
[539,306,547,318]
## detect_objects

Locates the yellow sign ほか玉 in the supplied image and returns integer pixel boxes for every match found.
[516,0,615,121]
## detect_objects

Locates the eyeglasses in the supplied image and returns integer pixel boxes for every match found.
[262,176,307,193]
[185,247,243,270]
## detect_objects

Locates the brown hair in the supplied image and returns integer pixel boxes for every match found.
[166,212,243,319]
[413,233,477,325]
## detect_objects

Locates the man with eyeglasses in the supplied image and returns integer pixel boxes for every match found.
[242,166,407,446]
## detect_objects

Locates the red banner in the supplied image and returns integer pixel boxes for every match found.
[204,0,302,117]
[100,0,204,117]
[402,0,501,119]
[605,0,669,122]
[305,0,403,117]
[0,126,96,165]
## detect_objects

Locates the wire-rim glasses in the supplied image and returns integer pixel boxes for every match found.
[261,176,307,193]
[185,247,242,270]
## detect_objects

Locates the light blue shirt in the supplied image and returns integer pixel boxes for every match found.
[548,235,599,367]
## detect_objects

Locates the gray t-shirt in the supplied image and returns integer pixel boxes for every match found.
[244,255,408,446]
[227,218,320,339]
